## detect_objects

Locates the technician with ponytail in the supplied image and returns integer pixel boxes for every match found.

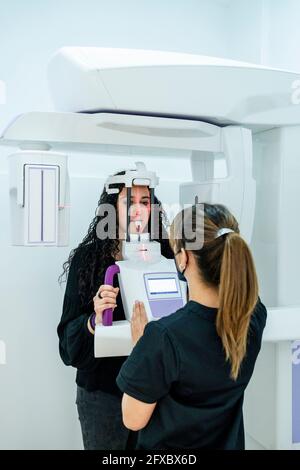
[116,203,267,450]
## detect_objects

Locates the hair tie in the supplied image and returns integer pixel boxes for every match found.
[215,228,235,239]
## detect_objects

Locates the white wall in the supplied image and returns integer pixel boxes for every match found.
[214,0,300,72]
[1,0,300,450]
[225,0,265,64]
[261,0,300,72]
[0,0,233,140]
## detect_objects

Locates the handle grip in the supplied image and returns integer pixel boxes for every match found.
[102,264,121,326]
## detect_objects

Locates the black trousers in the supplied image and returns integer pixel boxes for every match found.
[76,386,138,450]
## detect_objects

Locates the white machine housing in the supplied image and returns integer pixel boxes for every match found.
[94,162,187,357]
[95,245,187,358]
[1,47,300,449]
[2,113,256,243]
[8,150,70,246]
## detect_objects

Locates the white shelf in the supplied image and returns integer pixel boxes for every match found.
[263,306,300,342]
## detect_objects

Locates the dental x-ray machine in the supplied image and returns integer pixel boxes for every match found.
[95,161,186,357]
[1,47,300,449]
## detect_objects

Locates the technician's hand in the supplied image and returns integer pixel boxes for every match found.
[93,285,119,325]
[131,301,148,347]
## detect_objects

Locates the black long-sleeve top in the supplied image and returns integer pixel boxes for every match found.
[57,251,128,395]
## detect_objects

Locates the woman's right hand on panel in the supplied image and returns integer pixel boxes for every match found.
[93,285,119,324]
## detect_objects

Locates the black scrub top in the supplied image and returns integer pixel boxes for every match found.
[116,298,267,450]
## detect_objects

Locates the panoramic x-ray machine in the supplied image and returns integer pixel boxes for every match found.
[1,47,300,449]
[95,161,187,357]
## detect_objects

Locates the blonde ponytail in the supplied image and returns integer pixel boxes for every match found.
[216,233,258,380]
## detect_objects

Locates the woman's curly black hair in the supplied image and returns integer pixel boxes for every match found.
[58,171,173,308]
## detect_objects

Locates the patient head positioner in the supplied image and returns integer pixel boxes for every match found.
[105,162,159,242]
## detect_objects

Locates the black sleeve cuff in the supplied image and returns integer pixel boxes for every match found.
[116,373,157,404]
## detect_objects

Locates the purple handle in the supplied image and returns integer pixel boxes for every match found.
[102,264,120,326]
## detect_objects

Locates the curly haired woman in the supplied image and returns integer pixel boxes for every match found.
[57,168,173,450]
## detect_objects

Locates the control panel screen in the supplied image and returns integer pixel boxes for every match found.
[147,278,178,294]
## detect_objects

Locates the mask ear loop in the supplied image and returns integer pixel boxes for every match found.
[174,248,186,272]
